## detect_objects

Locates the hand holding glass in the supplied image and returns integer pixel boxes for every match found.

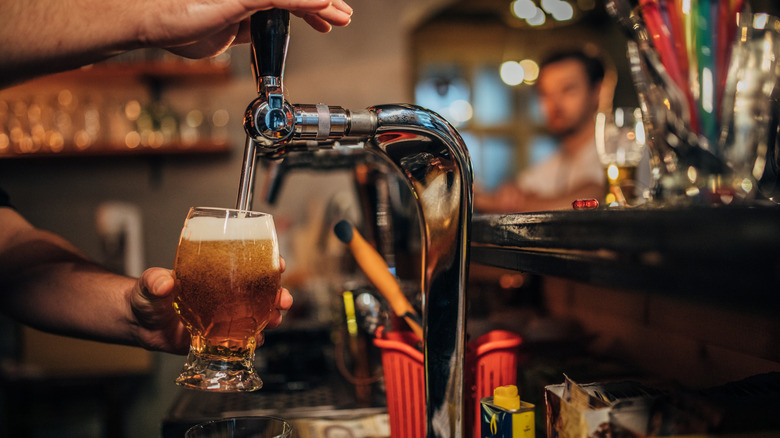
[173,207,280,391]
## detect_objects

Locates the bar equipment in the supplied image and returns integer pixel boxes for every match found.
[237,9,473,438]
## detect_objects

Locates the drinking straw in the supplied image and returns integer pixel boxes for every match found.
[666,0,691,81]
[695,0,717,142]
[715,0,730,117]
[659,0,701,134]
[682,0,703,134]
[641,0,700,133]
[640,0,685,87]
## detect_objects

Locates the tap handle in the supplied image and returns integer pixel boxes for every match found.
[250,9,290,90]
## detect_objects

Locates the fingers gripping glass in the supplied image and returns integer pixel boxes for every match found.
[173,207,281,391]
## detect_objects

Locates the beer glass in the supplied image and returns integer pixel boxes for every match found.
[595,107,650,206]
[173,207,280,391]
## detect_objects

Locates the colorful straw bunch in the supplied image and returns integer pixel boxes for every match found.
[638,0,745,144]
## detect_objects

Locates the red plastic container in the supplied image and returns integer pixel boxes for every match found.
[466,330,524,438]
[373,327,523,438]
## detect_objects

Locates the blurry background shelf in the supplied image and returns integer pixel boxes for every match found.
[12,60,232,88]
[0,140,230,159]
[0,58,234,159]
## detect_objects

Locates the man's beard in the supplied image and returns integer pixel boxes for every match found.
[548,111,591,139]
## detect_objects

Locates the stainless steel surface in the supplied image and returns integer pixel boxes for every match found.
[367,104,472,438]
[236,136,258,212]
[237,9,473,436]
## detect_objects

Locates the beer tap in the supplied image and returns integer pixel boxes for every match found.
[237,9,375,211]
[244,8,294,151]
[238,9,474,437]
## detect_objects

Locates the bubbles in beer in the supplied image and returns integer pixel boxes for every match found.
[173,234,280,358]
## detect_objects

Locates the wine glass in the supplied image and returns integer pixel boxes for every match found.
[172,207,280,391]
[595,107,650,206]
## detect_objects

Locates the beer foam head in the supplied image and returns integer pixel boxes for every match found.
[182,215,276,242]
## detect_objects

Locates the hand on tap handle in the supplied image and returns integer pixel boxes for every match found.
[0,0,352,88]
[144,0,352,60]
[290,0,354,32]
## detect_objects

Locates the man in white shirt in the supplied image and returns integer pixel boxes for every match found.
[475,49,606,213]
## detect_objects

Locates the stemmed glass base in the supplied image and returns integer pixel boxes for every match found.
[176,349,263,392]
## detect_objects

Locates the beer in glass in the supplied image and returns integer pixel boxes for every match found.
[173,207,280,391]
[595,107,650,206]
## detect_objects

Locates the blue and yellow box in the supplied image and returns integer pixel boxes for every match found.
[480,385,535,438]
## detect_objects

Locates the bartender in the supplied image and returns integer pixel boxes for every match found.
[0,0,352,353]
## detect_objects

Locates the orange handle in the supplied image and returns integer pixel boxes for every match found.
[336,221,423,341]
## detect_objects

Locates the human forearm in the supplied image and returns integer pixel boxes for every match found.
[0,0,353,88]
[0,214,140,345]
[15,262,141,344]
[0,0,137,88]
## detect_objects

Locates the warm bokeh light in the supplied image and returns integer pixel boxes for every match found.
[512,0,576,25]
[687,166,698,183]
[212,109,230,127]
[186,109,204,128]
[519,59,540,83]
[500,61,525,86]
[511,0,538,19]
[125,131,141,149]
[48,132,65,152]
[74,130,91,150]
[607,163,619,181]
[527,7,546,26]
[450,99,474,123]
[57,89,73,108]
[542,0,574,21]
[124,100,141,121]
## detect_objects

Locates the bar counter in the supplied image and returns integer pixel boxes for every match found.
[470,206,780,314]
